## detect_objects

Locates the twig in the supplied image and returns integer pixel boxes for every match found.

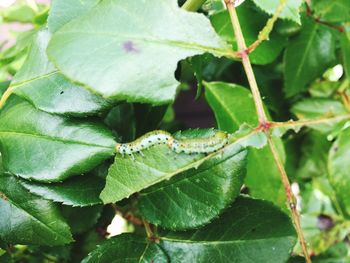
[247,0,287,54]
[267,136,311,262]
[271,115,350,129]
[224,1,311,261]
[224,0,268,124]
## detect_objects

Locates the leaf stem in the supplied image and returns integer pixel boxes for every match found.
[224,0,267,124]
[0,86,14,110]
[181,0,206,12]
[271,115,350,129]
[247,0,287,54]
[224,1,311,261]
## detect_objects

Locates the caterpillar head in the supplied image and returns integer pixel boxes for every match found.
[215,131,228,140]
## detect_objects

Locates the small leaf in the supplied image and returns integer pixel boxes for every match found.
[138,139,247,230]
[205,81,286,207]
[0,4,36,23]
[48,0,100,33]
[159,196,296,263]
[210,5,287,65]
[47,0,230,105]
[251,0,302,24]
[284,17,336,97]
[291,98,349,133]
[312,0,350,23]
[295,131,331,180]
[328,127,350,216]
[11,29,110,116]
[0,173,73,246]
[20,175,104,206]
[0,97,116,182]
[82,234,168,262]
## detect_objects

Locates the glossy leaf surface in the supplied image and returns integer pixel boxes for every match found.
[12,30,110,116]
[82,234,168,262]
[284,17,336,97]
[138,141,247,230]
[0,97,115,182]
[0,174,73,246]
[47,0,230,104]
[21,175,104,206]
[159,196,296,263]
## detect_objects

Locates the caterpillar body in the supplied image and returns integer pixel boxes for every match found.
[115,130,230,158]
[170,131,229,154]
[116,130,172,156]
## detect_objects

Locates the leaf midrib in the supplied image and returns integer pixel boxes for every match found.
[52,31,233,58]
[160,235,295,245]
[292,23,318,87]
[0,131,115,150]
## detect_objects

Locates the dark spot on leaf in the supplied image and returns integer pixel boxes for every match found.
[60,91,64,94]
[122,41,139,53]
[317,214,334,231]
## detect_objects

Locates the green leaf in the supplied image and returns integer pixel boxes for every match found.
[48,0,100,33]
[138,140,247,230]
[312,0,350,23]
[295,131,331,180]
[11,30,110,116]
[204,81,286,207]
[0,97,116,182]
[61,205,102,234]
[20,175,104,206]
[328,127,350,216]
[309,81,340,98]
[284,17,336,97]
[100,129,244,203]
[341,33,350,79]
[159,196,296,263]
[0,4,36,23]
[47,0,230,105]
[0,173,73,246]
[251,0,302,24]
[291,98,349,133]
[82,234,168,262]
[210,5,287,65]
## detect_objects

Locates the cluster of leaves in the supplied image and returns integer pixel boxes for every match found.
[0,0,349,262]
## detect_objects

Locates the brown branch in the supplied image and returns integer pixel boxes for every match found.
[224,0,312,261]
[224,0,268,124]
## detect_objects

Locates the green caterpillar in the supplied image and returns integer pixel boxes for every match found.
[115,130,230,158]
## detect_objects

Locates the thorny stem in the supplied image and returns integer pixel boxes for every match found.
[225,0,311,262]
[225,1,268,124]
[267,136,311,262]
[247,0,287,54]
[181,0,207,12]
